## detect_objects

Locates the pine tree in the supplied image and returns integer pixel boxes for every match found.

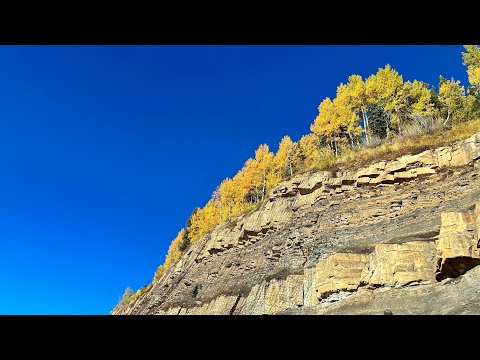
[367,103,388,138]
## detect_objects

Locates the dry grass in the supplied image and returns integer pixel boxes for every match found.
[323,118,480,171]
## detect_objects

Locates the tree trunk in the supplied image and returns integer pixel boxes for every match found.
[219,202,222,223]
[443,110,451,126]
[262,173,266,201]
[362,109,369,145]
[385,115,391,138]
[348,132,354,148]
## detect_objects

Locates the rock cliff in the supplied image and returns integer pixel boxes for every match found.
[111,132,480,315]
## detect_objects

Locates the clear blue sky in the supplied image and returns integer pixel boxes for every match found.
[0,45,469,314]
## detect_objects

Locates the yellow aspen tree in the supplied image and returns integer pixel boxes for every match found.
[240,158,258,204]
[462,45,480,94]
[366,64,405,135]
[231,167,252,214]
[238,157,268,205]
[467,67,480,94]
[438,78,466,125]
[464,91,480,120]
[186,208,201,241]
[253,144,274,201]
[339,75,370,144]
[311,98,337,153]
[406,80,437,119]
[163,228,186,269]
[218,177,236,222]
[334,83,363,145]
[289,140,302,174]
[233,170,256,215]
[153,227,190,281]
[187,204,214,243]
[202,200,218,234]
[298,133,320,170]
[273,135,296,181]
[153,264,166,281]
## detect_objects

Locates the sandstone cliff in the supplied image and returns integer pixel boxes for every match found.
[112,132,480,315]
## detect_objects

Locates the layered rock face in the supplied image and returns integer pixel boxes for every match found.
[315,241,438,300]
[112,132,480,315]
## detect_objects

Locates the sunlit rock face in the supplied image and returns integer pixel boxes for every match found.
[112,133,480,315]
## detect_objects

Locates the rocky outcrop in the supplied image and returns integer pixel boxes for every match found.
[436,206,480,280]
[368,241,437,287]
[315,253,370,299]
[111,132,480,315]
[314,241,438,300]
[279,265,480,315]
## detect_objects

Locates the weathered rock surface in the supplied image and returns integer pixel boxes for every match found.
[368,241,437,287]
[317,265,480,315]
[476,200,480,242]
[315,253,370,299]
[111,132,480,315]
[436,210,480,280]
[314,241,438,300]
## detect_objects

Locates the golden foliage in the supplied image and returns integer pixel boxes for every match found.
[462,45,480,94]
[273,135,296,181]
[311,98,339,139]
[168,229,186,266]
[439,78,466,124]
[406,80,437,118]
[153,264,166,281]
[366,64,406,133]
[467,66,480,94]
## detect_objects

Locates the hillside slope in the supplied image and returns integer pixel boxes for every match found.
[112,131,480,315]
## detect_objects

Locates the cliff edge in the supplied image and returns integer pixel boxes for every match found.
[112,131,480,315]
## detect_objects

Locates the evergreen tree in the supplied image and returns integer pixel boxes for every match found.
[367,103,388,138]
[179,208,197,252]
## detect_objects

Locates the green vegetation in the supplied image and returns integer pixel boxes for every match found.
[149,45,480,285]
[117,284,152,307]
[120,286,134,305]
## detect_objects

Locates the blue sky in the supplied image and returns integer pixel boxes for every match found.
[0,45,469,314]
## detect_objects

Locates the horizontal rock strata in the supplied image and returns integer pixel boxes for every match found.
[112,132,480,315]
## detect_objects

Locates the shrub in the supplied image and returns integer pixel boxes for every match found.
[120,287,134,305]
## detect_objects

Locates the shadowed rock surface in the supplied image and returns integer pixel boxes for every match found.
[111,132,480,315]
